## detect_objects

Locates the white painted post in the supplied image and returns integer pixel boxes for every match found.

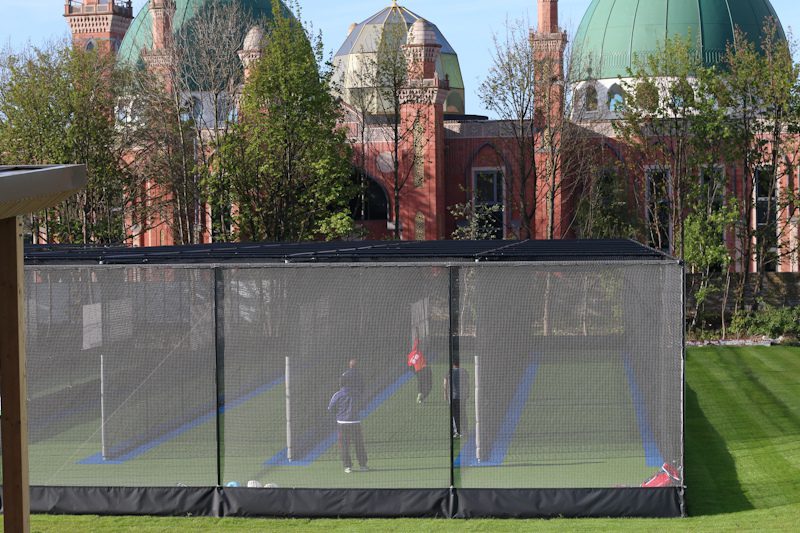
[474,355,481,463]
[285,356,292,462]
[100,353,107,460]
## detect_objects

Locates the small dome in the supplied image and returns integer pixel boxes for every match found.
[408,19,437,46]
[332,3,465,114]
[243,25,265,50]
[572,0,786,80]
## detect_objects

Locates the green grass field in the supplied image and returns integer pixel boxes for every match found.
[11,345,800,531]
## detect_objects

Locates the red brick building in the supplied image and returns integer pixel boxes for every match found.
[64,0,799,271]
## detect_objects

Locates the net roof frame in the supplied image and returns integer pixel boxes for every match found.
[25,239,676,265]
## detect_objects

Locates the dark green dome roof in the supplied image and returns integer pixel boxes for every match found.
[572,0,786,80]
[118,0,290,68]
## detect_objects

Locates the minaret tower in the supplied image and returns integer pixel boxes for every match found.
[532,0,567,117]
[142,0,176,73]
[239,26,266,81]
[63,0,133,52]
[532,0,569,239]
[402,19,450,240]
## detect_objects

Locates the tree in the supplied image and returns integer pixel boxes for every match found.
[448,196,502,240]
[614,35,707,258]
[127,0,253,244]
[573,164,639,239]
[219,3,354,241]
[0,41,145,244]
[718,22,800,303]
[480,18,593,239]
[373,20,434,240]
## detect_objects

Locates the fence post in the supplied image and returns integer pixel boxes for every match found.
[448,265,460,492]
[0,216,31,533]
[213,267,225,487]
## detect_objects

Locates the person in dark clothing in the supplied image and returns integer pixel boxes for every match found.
[341,358,362,390]
[341,358,364,405]
[443,360,469,438]
[407,339,432,404]
[328,385,368,473]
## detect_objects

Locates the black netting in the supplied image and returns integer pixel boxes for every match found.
[25,267,216,487]
[21,261,683,493]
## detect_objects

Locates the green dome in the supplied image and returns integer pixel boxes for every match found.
[572,0,786,80]
[118,0,290,68]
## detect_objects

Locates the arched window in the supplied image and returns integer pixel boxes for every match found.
[85,40,95,52]
[350,173,389,221]
[608,85,624,113]
[585,85,598,111]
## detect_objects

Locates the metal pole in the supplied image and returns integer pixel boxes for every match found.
[285,356,292,462]
[213,267,225,487]
[474,355,481,463]
[448,266,459,490]
[100,353,107,460]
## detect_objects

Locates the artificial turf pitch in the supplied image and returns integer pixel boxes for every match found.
[23,356,656,489]
[8,345,800,531]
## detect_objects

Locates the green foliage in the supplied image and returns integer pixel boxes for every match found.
[573,167,639,240]
[0,42,134,244]
[220,3,354,241]
[729,302,800,338]
[448,199,503,240]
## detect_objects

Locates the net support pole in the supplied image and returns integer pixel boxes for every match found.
[0,216,31,533]
[285,356,292,462]
[100,353,107,460]
[447,265,460,496]
[213,267,225,486]
[474,355,481,463]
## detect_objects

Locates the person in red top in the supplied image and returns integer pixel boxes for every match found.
[407,338,432,404]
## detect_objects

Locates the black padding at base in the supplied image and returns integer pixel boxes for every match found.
[29,486,220,517]
[11,486,682,518]
[455,487,684,518]
[223,488,451,518]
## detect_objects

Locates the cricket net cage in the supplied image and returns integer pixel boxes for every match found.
[11,240,684,518]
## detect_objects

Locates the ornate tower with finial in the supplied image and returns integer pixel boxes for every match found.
[64,0,133,52]
[401,18,450,240]
[532,0,568,238]
[239,26,266,81]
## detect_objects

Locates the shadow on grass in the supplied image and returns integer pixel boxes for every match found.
[685,383,752,516]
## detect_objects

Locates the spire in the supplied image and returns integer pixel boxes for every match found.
[537,0,559,35]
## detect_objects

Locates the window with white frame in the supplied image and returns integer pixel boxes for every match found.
[607,84,624,113]
[756,167,778,271]
[473,168,505,239]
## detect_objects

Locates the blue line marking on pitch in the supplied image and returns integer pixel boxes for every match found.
[454,362,538,468]
[79,377,284,465]
[623,356,664,467]
[264,370,415,467]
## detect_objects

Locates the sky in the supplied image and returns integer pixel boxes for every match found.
[2,1,799,118]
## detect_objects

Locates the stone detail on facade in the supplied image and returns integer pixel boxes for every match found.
[414,212,426,240]
[413,121,425,188]
[63,0,133,51]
